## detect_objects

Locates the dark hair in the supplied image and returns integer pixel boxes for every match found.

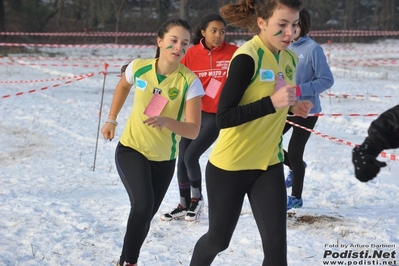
[220,0,302,34]
[154,18,192,58]
[120,18,191,74]
[192,13,227,45]
[298,8,311,37]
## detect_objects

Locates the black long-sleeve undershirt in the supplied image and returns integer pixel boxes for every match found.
[216,54,277,129]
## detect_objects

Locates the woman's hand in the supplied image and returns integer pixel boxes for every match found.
[143,116,171,130]
[290,100,314,118]
[101,122,116,141]
[271,85,296,109]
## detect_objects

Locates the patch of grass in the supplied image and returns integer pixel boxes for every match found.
[288,213,342,225]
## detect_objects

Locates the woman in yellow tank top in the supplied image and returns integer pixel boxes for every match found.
[101,18,205,266]
[190,1,313,265]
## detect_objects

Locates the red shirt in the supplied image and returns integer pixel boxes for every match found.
[181,40,238,113]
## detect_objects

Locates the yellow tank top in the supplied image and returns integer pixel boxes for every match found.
[209,35,298,170]
[120,58,198,161]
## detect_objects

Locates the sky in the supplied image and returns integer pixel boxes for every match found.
[0,39,398,266]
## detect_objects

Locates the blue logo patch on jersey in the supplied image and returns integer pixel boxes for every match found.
[260,69,275,82]
[135,77,147,91]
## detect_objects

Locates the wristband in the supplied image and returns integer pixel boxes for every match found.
[106,119,118,126]
[295,85,301,97]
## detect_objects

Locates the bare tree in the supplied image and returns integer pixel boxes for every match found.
[157,0,170,24]
[369,1,380,30]
[0,0,5,34]
[86,0,96,30]
[37,0,63,31]
[341,0,354,42]
[179,0,188,20]
[110,0,126,44]
[1,0,398,44]
[382,0,396,31]
[54,0,64,27]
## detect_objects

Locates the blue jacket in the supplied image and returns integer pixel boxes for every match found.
[289,35,334,113]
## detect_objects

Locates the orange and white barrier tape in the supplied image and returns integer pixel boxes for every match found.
[289,113,379,117]
[0,56,130,63]
[286,120,398,162]
[0,61,122,69]
[0,74,97,84]
[321,93,395,98]
[4,56,398,66]
[0,43,156,49]
[0,73,119,84]
[1,73,96,99]
[329,59,399,66]
[1,30,399,37]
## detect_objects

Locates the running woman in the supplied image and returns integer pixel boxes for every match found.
[189,0,313,265]
[161,13,238,222]
[283,8,334,210]
[101,18,204,266]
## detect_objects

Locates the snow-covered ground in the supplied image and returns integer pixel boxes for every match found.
[0,39,398,266]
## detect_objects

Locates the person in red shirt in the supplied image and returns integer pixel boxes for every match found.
[161,13,238,222]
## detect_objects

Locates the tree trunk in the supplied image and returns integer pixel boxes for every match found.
[88,0,95,29]
[341,0,354,42]
[209,0,219,13]
[179,0,188,21]
[110,0,126,44]
[38,7,61,32]
[158,0,170,24]
[0,0,5,41]
[10,0,22,10]
[0,0,5,31]
[370,1,379,30]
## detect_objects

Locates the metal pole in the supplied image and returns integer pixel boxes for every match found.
[93,63,109,171]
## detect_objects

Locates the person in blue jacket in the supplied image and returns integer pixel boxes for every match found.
[284,8,334,210]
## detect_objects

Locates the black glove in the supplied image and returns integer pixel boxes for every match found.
[352,141,387,182]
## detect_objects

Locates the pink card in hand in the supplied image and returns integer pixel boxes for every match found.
[143,93,168,117]
[205,78,222,99]
[275,72,286,92]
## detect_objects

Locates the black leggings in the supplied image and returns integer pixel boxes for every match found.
[115,143,176,264]
[282,116,318,199]
[190,162,287,266]
[177,111,219,206]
